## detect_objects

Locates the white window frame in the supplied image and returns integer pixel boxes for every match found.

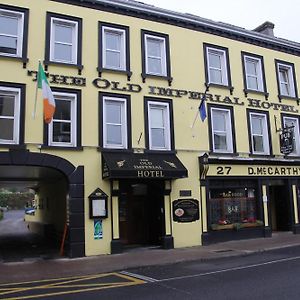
[211,107,233,153]
[48,92,77,147]
[102,26,126,71]
[244,55,264,92]
[283,116,300,156]
[148,101,171,151]
[0,8,24,57]
[145,34,167,76]
[103,96,127,149]
[206,47,228,85]
[0,86,20,144]
[277,63,295,97]
[50,17,78,64]
[250,112,270,155]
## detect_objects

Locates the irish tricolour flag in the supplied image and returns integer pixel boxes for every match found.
[37,62,55,124]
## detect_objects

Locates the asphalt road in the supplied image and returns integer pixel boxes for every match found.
[0,210,28,235]
[2,246,300,300]
[0,210,59,262]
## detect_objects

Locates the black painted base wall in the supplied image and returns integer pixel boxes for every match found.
[202,227,266,245]
[162,235,174,249]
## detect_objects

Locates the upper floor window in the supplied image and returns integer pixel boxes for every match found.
[100,94,131,150]
[141,30,171,82]
[0,5,28,61]
[0,83,25,146]
[145,99,173,151]
[282,115,300,156]
[204,44,231,87]
[45,91,81,147]
[275,60,297,98]
[209,106,235,153]
[99,23,130,74]
[45,13,82,68]
[242,52,266,93]
[248,111,271,155]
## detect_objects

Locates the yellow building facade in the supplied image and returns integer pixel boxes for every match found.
[1,0,300,257]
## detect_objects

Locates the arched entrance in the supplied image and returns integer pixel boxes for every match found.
[0,149,84,258]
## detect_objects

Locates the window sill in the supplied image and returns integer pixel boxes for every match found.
[97,67,132,81]
[0,54,28,68]
[98,147,133,153]
[41,145,83,151]
[209,151,238,157]
[283,155,300,159]
[142,73,173,86]
[244,89,269,100]
[44,60,83,75]
[205,83,234,95]
[278,94,300,103]
[249,153,275,158]
[0,144,26,150]
[144,149,177,154]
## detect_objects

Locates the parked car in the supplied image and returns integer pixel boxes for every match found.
[25,207,35,215]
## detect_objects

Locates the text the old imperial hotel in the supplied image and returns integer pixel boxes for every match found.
[1,0,300,257]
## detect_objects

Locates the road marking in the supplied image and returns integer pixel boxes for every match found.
[120,271,159,282]
[158,255,300,282]
[0,272,145,300]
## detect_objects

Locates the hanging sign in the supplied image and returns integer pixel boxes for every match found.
[280,126,294,155]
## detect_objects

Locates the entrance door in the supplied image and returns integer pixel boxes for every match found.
[119,180,165,247]
[269,182,292,231]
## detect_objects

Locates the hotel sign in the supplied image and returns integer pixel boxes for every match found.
[102,153,188,179]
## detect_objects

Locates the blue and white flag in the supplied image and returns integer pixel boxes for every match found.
[199,97,207,122]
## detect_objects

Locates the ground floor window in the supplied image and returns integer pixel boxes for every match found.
[209,187,263,230]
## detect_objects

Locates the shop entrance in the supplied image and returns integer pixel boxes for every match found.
[119,180,165,248]
[269,181,292,231]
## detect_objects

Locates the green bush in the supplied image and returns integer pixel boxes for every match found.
[0,210,3,221]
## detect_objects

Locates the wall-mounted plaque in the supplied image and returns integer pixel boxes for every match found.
[173,199,199,223]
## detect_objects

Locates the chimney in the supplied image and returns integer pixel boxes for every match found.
[253,21,275,37]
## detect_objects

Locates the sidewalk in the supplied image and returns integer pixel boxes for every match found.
[1,232,300,284]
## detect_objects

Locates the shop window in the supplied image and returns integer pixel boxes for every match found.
[283,116,300,156]
[204,44,231,87]
[0,5,28,60]
[45,12,82,68]
[103,96,128,149]
[141,30,171,82]
[242,53,265,92]
[209,106,235,153]
[145,99,173,151]
[209,188,263,230]
[0,85,21,145]
[46,91,81,148]
[275,60,297,98]
[248,111,271,155]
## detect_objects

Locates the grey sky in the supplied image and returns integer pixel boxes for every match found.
[139,0,300,43]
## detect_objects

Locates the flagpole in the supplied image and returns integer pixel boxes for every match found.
[190,85,209,129]
[32,60,41,119]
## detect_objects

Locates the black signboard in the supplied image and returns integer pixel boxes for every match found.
[173,199,199,223]
[280,126,294,155]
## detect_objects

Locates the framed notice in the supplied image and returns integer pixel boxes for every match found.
[91,199,106,218]
[89,188,108,219]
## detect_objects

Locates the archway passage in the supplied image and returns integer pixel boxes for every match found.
[0,150,85,260]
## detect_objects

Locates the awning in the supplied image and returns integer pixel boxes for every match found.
[102,152,188,179]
